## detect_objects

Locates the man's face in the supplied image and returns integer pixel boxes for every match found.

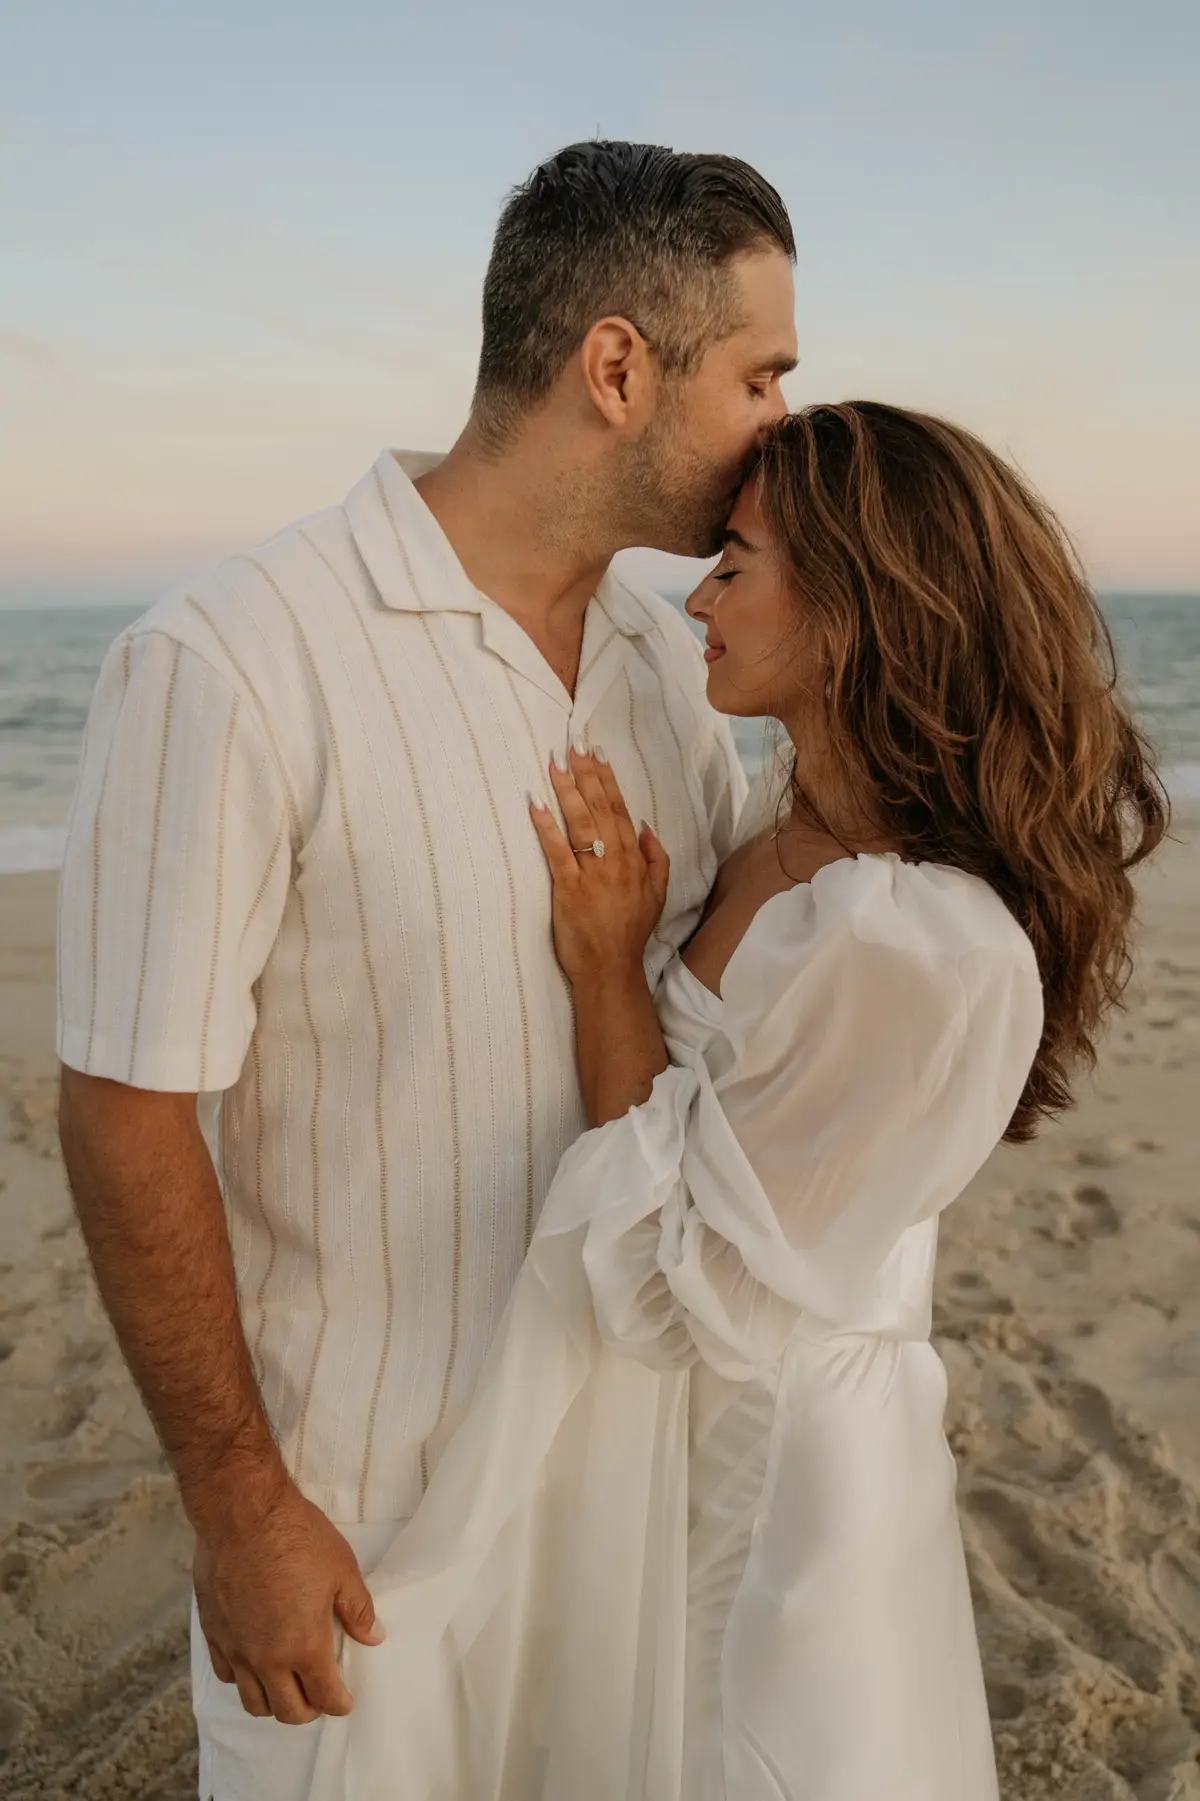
[632,250,798,557]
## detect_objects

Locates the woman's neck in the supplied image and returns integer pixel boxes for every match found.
[772,720,900,868]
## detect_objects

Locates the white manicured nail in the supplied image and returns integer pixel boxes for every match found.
[571,735,590,756]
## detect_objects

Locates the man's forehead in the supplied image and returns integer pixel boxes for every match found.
[724,325,798,376]
[725,255,798,365]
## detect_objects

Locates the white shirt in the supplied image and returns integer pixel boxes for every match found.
[57,449,746,1522]
[309,855,1043,1800]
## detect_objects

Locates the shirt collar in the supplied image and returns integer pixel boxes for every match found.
[344,449,654,638]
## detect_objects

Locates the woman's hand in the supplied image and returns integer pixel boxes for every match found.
[530,746,670,989]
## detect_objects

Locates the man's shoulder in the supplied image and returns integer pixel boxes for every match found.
[130,503,364,680]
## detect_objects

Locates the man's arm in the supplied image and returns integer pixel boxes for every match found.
[58,1069,384,1725]
[58,1072,278,1501]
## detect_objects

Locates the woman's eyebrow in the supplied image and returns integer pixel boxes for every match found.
[721,529,760,553]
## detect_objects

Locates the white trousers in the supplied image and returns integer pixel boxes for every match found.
[191,1519,463,1801]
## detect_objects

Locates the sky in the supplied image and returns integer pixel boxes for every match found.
[2,0,1198,606]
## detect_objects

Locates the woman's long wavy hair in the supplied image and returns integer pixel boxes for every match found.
[751,402,1169,1143]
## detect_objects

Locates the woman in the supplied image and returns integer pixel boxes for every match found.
[310,405,1165,1801]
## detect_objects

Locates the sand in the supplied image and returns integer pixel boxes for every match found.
[1,826,1198,1801]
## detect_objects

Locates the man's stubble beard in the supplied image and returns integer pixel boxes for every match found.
[615,398,749,559]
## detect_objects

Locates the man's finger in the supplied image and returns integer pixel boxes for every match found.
[233,1664,272,1719]
[261,1667,322,1726]
[297,1647,356,1719]
[334,1569,386,1647]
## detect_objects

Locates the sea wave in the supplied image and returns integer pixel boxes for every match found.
[4,766,1198,875]
[0,824,69,874]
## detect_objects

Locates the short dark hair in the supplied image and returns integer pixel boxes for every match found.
[473,140,795,442]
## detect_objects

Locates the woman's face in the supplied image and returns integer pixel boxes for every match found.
[686,483,820,727]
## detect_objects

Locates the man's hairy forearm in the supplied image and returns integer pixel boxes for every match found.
[58,1068,287,1528]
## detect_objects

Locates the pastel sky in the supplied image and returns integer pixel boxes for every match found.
[2,0,1198,606]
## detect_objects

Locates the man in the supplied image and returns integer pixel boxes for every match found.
[57,139,797,1797]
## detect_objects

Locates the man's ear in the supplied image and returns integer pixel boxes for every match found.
[578,317,657,429]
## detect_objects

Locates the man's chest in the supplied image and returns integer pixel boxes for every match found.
[278,624,719,1000]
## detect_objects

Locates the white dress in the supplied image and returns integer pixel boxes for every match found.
[307,854,1044,1801]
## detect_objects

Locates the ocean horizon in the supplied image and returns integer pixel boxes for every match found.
[2,591,1198,873]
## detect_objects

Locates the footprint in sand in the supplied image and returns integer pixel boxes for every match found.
[1022,1182,1123,1248]
[1166,1333,1200,1378]
[0,1547,31,1601]
[951,1303,1200,1794]
[23,1456,147,1507]
[1150,1549,1200,1641]
[1070,1184,1122,1240]
[968,1479,1174,1694]
[0,1693,29,1759]
[43,1379,97,1439]
[0,1482,196,1797]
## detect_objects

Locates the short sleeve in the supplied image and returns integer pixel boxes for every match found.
[57,630,292,1092]
[558,856,1044,1378]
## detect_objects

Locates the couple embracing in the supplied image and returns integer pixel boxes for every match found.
[57,140,1164,1800]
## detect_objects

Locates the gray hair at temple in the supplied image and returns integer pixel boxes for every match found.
[473,140,796,448]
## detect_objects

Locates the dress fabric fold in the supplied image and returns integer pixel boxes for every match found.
[307,854,1044,1800]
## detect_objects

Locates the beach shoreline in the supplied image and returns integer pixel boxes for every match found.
[1,817,1198,1799]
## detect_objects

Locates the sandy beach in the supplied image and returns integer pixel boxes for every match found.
[1,824,1198,1801]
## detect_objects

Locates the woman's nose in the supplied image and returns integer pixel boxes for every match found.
[685,583,710,622]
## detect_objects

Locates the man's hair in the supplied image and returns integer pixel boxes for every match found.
[473,140,795,444]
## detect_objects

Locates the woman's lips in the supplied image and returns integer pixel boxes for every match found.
[704,644,726,663]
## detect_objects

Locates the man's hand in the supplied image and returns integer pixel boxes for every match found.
[193,1474,386,1725]
[58,1072,386,1726]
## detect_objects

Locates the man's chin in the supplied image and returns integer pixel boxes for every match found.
[656,517,728,560]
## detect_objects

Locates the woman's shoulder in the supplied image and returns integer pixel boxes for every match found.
[813,853,1036,962]
[719,853,1044,1078]
[725,853,1040,1015]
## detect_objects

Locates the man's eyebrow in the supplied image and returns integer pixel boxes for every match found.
[722,529,760,553]
[754,353,799,377]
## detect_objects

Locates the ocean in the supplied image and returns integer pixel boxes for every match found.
[1,594,1198,874]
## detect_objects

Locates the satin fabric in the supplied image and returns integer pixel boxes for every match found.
[307,854,1043,1800]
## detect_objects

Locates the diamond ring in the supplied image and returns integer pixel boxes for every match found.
[577,839,606,859]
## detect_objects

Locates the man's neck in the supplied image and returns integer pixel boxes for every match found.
[412,423,617,639]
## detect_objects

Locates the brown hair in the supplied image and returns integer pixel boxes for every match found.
[474,141,795,448]
[752,402,1169,1142]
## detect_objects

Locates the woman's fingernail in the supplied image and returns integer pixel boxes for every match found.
[571,735,590,757]
[591,742,608,763]
[551,751,568,772]
[528,791,548,812]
